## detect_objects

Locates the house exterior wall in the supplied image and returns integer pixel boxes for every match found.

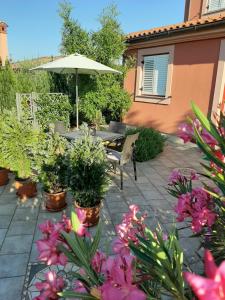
[0,23,8,66]
[184,0,203,21]
[124,38,221,134]
[184,0,225,21]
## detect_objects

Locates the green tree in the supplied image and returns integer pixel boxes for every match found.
[0,61,17,111]
[59,0,92,56]
[58,1,132,124]
[15,61,51,94]
[92,4,125,66]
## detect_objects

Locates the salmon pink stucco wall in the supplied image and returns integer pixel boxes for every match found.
[184,0,203,21]
[124,39,221,134]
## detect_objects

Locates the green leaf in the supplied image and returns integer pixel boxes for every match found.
[156,251,167,260]
[58,290,97,299]
[90,222,102,258]
[191,102,220,140]
[194,127,225,170]
[192,101,225,153]
[71,211,80,233]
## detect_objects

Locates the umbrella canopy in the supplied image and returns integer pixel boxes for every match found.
[31,53,121,75]
[31,53,121,128]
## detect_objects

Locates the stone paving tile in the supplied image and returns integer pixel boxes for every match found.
[141,190,166,200]
[0,215,12,229]
[36,211,64,224]
[30,243,39,262]
[125,194,148,205]
[106,200,128,213]
[1,235,33,254]
[149,199,173,210]
[0,253,29,278]
[0,203,17,215]
[7,220,36,236]
[110,212,126,227]
[0,276,25,300]
[179,237,200,261]
[0,229,7,247]
[12,207,39,222]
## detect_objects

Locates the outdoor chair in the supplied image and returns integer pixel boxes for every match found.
[53,121,67,134]
[108,121,126,134]
[106,121,126,151]
[106,132,139,190]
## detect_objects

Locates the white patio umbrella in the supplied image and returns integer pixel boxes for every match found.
[31,53,121,129]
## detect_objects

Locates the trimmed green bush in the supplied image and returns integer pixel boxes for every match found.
[126,127,165,162]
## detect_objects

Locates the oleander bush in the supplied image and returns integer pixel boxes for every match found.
[126,127,165,162]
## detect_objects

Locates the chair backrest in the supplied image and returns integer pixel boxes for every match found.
[120,133,139,165]
[108,121,126,134]
[54,121,67,134]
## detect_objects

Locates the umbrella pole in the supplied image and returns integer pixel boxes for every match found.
[75,68,79,129]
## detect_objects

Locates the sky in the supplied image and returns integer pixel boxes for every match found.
[1,0,185,61]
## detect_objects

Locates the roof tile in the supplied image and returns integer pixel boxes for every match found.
[126,13,225,41]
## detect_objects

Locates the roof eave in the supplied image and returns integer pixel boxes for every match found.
[126,19,225,44]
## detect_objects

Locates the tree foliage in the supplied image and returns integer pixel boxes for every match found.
[59,1,92,57]
[59,1,132,124]
[0,62,17,111]
[92,4,125,66]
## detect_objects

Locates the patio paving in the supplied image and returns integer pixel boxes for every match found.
[0,139,205,300]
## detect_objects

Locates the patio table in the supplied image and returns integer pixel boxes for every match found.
[61,130,124,142]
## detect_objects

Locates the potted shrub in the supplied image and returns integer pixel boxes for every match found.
[1,111,42,199]
[68,124,109,226]
[36,133,69,212]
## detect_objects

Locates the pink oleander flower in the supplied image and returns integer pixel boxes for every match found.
[190,170,199,180]
[91,250,107,273]
[73,280,87,294]
[36,237,67,266]
[101,255,146,300]
[36,215,72,266]
[169,169,199,185]
[191,208,217,233]
[201,129,218,147]
[178,122,194,143]
[61,214,72,233]
[75,208,90,237]
[184,250,225,300]
[168,169,183,184]
[34,271,64,300]
[175,188,217,233]
[38,220,55,238]
[113,205,147,255]
[113,238,131,255]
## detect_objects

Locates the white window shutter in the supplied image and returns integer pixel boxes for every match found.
[143,58,154,94]
[208,0,225,11]
[143,54,169,96]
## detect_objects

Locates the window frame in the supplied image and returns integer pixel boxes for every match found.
[142,53,170,97]
[135,45,174,105]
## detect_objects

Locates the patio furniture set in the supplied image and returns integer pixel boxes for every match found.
[53,120,139,190]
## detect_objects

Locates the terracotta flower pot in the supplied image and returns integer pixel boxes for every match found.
[0,168,9,186]
[44,191,67,212]
[14,179,37,200]
[74,201,102,227]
